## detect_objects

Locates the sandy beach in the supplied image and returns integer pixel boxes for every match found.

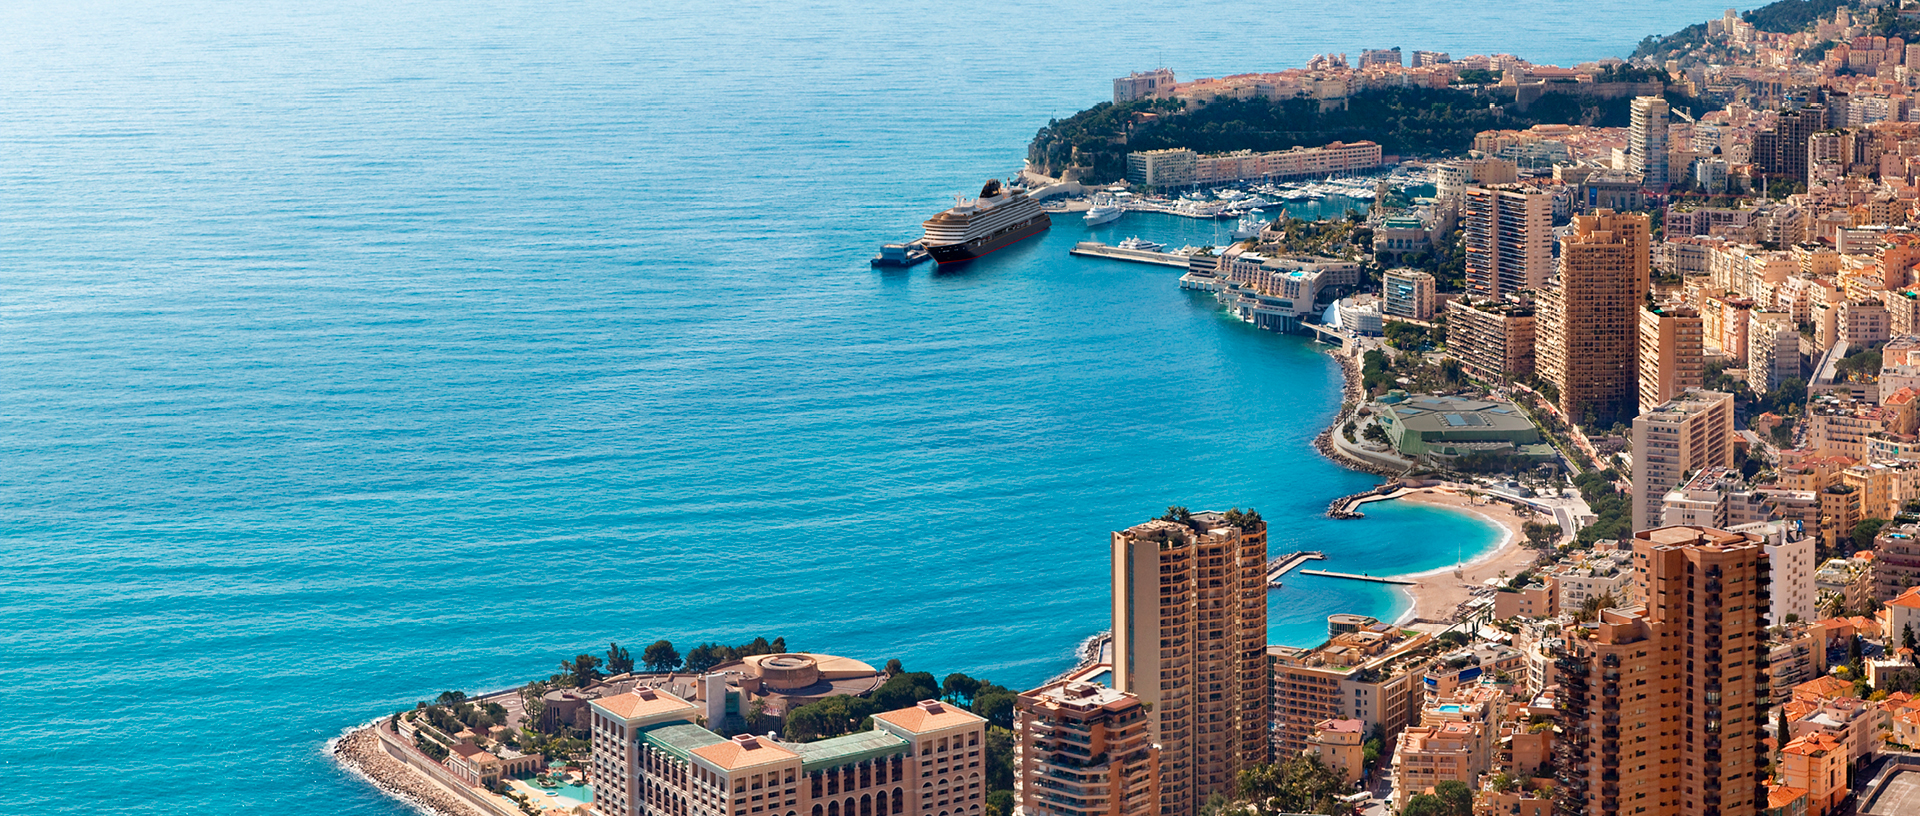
[1377,488,1547,625]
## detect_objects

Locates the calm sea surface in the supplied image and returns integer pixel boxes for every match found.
[0,2,1749,812]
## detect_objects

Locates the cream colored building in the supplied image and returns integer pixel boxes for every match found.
[1304,719,1366,785]
[1269,626,1430,758]
[1631,388,1735,532]
[1111,512,1268,816]
[1015,671,1158,816]
[1444,296,1535,379]
[1748,311,1802,393]
[1390,722,1481,808]
[1540,210,1649,426]
[1462,185,1554,298]
[1637,304,1704,414]
[1382,269,1437,321]
[588,689,990,816]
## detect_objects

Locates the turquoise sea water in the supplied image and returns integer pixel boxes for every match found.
[0,2,1750,813]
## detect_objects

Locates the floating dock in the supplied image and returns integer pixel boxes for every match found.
[1069,241,1191,268]
[1297,569,1416,585]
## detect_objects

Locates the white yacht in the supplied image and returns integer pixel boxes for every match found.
[1116,236,1166,252]
[1083,194,1123,226]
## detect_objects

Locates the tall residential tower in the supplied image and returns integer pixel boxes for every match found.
[1111,511,1269,816]
[1539,210,1650,426]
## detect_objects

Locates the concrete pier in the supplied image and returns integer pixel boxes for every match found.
[1069,241,1191,268]
[1297,568,1416,585]
[1266,551,1326,585]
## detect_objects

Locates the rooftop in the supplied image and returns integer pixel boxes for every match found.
[790,730,911,773]
[872,700,984,734]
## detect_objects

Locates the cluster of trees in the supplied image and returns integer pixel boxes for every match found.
[1522,520,1563,548]
[1573,470,1631,546]
[1402,780,1476,816]
[1383,321,1435,352]
[419,690,511,736]
[548,637,795,689]
[1224,754,1353,816]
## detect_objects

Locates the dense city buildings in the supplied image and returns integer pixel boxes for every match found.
[1753,105,1826,184]
[1462,185,1554,298]
[1637,304,1704,414]
[1631,389,1736,533]
[1553,526,1770,816]
[1124,142,1383,187]
[1014,670,1159,816]
[1110,512,1268,816]
[1539,210,1649,426]
[1269,622,1431,758]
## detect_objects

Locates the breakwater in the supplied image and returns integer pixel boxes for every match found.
[334,726,489,816]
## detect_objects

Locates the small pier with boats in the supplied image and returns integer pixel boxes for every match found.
[1068,239,1197,268]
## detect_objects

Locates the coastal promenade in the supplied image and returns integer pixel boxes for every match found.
[335,726,497,816]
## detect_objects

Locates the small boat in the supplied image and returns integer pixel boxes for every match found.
[871,241,931,267]
[1230,216,1272,241]
[1117,236,1166,252]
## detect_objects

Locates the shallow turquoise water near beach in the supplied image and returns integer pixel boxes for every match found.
[0,1,1747,812]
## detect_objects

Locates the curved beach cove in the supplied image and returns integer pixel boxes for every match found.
[0,2,1753,814]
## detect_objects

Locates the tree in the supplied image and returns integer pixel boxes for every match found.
[564,654,602,688]
[985,791,1013,816]
[643,640,683,673]
[1160,505,1194,524]
[437,690,468,707]
[1433,780,1474,816]
[684,643,724,674]
[942,673,982,705]
[1905,623,1917,662]
[1236,754,1347,815]
[1854,518,1890,551]
[1402,794,1447,816]
[884,658,904,676]
[984,726,1015,792]
[1523,521,1562,548]
[1849,634,1864,673]
[606,642,634,675]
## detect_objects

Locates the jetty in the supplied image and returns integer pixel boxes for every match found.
[1327,482,1402,518]
[1069,241,1192,268]
[1298,568,1417,585]
[1266,551,1326,586]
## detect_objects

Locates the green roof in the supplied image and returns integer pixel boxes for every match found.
[792,730,909,772]
[638,722,727,763]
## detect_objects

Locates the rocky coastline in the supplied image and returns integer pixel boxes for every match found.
[333,725,488,816]
[1311,345,1403,479]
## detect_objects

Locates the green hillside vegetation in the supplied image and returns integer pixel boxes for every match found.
[1029,86,1705,181]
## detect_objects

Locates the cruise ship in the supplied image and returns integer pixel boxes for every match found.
[921,179,1051,264]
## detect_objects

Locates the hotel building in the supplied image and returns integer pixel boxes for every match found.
[588,688,989,816]
[1268,623,1431,758]
[1013,672,1158,816]
[1553,526,1771,816]
[1110,512,1268,816]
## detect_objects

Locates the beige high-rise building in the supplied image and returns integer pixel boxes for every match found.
[1629,96,1670,188]
[1637,304,1704,414]
[1539,210,1649,426]
[1552,526,1770,816]
[1444,296,1536,380]
[1631,389,1735,532]
[1111,511,1268,816]
[1462,185,1554,298]
[1014,671,1159,816]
